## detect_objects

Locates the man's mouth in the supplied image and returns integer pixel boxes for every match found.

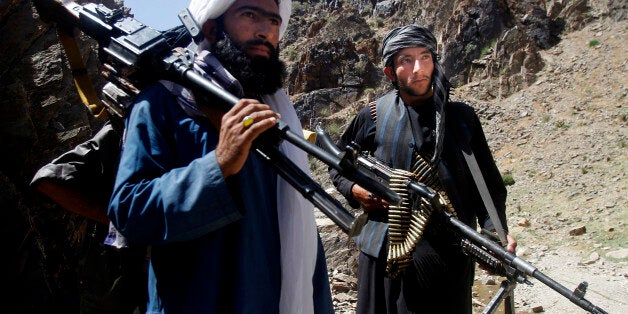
[247,45,271,58]
[411,76,430,84]
[244,40,276,59]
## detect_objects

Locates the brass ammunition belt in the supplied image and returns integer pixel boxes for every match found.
[385,155,456,278]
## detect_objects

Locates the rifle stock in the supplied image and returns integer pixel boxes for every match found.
[314,124,608,314]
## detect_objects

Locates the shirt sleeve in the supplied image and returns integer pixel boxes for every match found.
[328,106,377,208]
[107,85,242,245]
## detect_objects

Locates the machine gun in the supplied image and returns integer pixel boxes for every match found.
[31,0,405,233]
[314,124,608,314]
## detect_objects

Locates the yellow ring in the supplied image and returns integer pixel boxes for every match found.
[242,115,254,128]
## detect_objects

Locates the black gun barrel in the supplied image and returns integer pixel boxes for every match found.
[255,145,355,233]
[531,271,608,314]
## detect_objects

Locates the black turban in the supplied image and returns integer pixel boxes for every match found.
[381,24,437,66]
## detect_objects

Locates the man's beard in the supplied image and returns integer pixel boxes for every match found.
[395,73,434,104]
[211,31,286,96]
[399,81,432,99]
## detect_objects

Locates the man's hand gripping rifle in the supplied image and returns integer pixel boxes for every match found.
[32,0,403,234]
[314,124,608,314]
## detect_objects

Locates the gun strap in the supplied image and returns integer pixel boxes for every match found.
[461,148,516,314]
[56,29,106,117]
[461,149,507,243]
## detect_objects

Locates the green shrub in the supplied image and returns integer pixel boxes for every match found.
[502,173,515,186]
[326,122,343,136]
[588,39,601,47]
[285,48,298,61]
[554,120,570,129]
[480,40,496,56]
[465,43,478,55]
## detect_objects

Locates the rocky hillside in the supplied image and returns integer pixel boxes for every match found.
[0,0,625,313]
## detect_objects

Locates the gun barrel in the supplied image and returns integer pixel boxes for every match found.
[442,210,607,314]
[531,271,608,314]
[255,146,355,233]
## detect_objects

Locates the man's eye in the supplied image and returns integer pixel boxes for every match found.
[242,11,256,19]
[270,19,280,26]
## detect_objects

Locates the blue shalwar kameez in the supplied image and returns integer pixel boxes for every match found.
[108,83,332,313]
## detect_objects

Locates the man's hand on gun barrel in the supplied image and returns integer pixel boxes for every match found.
[478,233,518,274]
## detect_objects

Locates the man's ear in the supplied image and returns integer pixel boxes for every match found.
[383,66,396,83]
[202,20,218,44]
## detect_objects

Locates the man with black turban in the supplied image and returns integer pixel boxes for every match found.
[329,24,517,313]
[107,0,333,313]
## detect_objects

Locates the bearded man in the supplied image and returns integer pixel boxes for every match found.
[107,0,334,313]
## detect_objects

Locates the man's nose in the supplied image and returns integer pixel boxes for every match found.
[255,21,274,41]
[413,59,423,73]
